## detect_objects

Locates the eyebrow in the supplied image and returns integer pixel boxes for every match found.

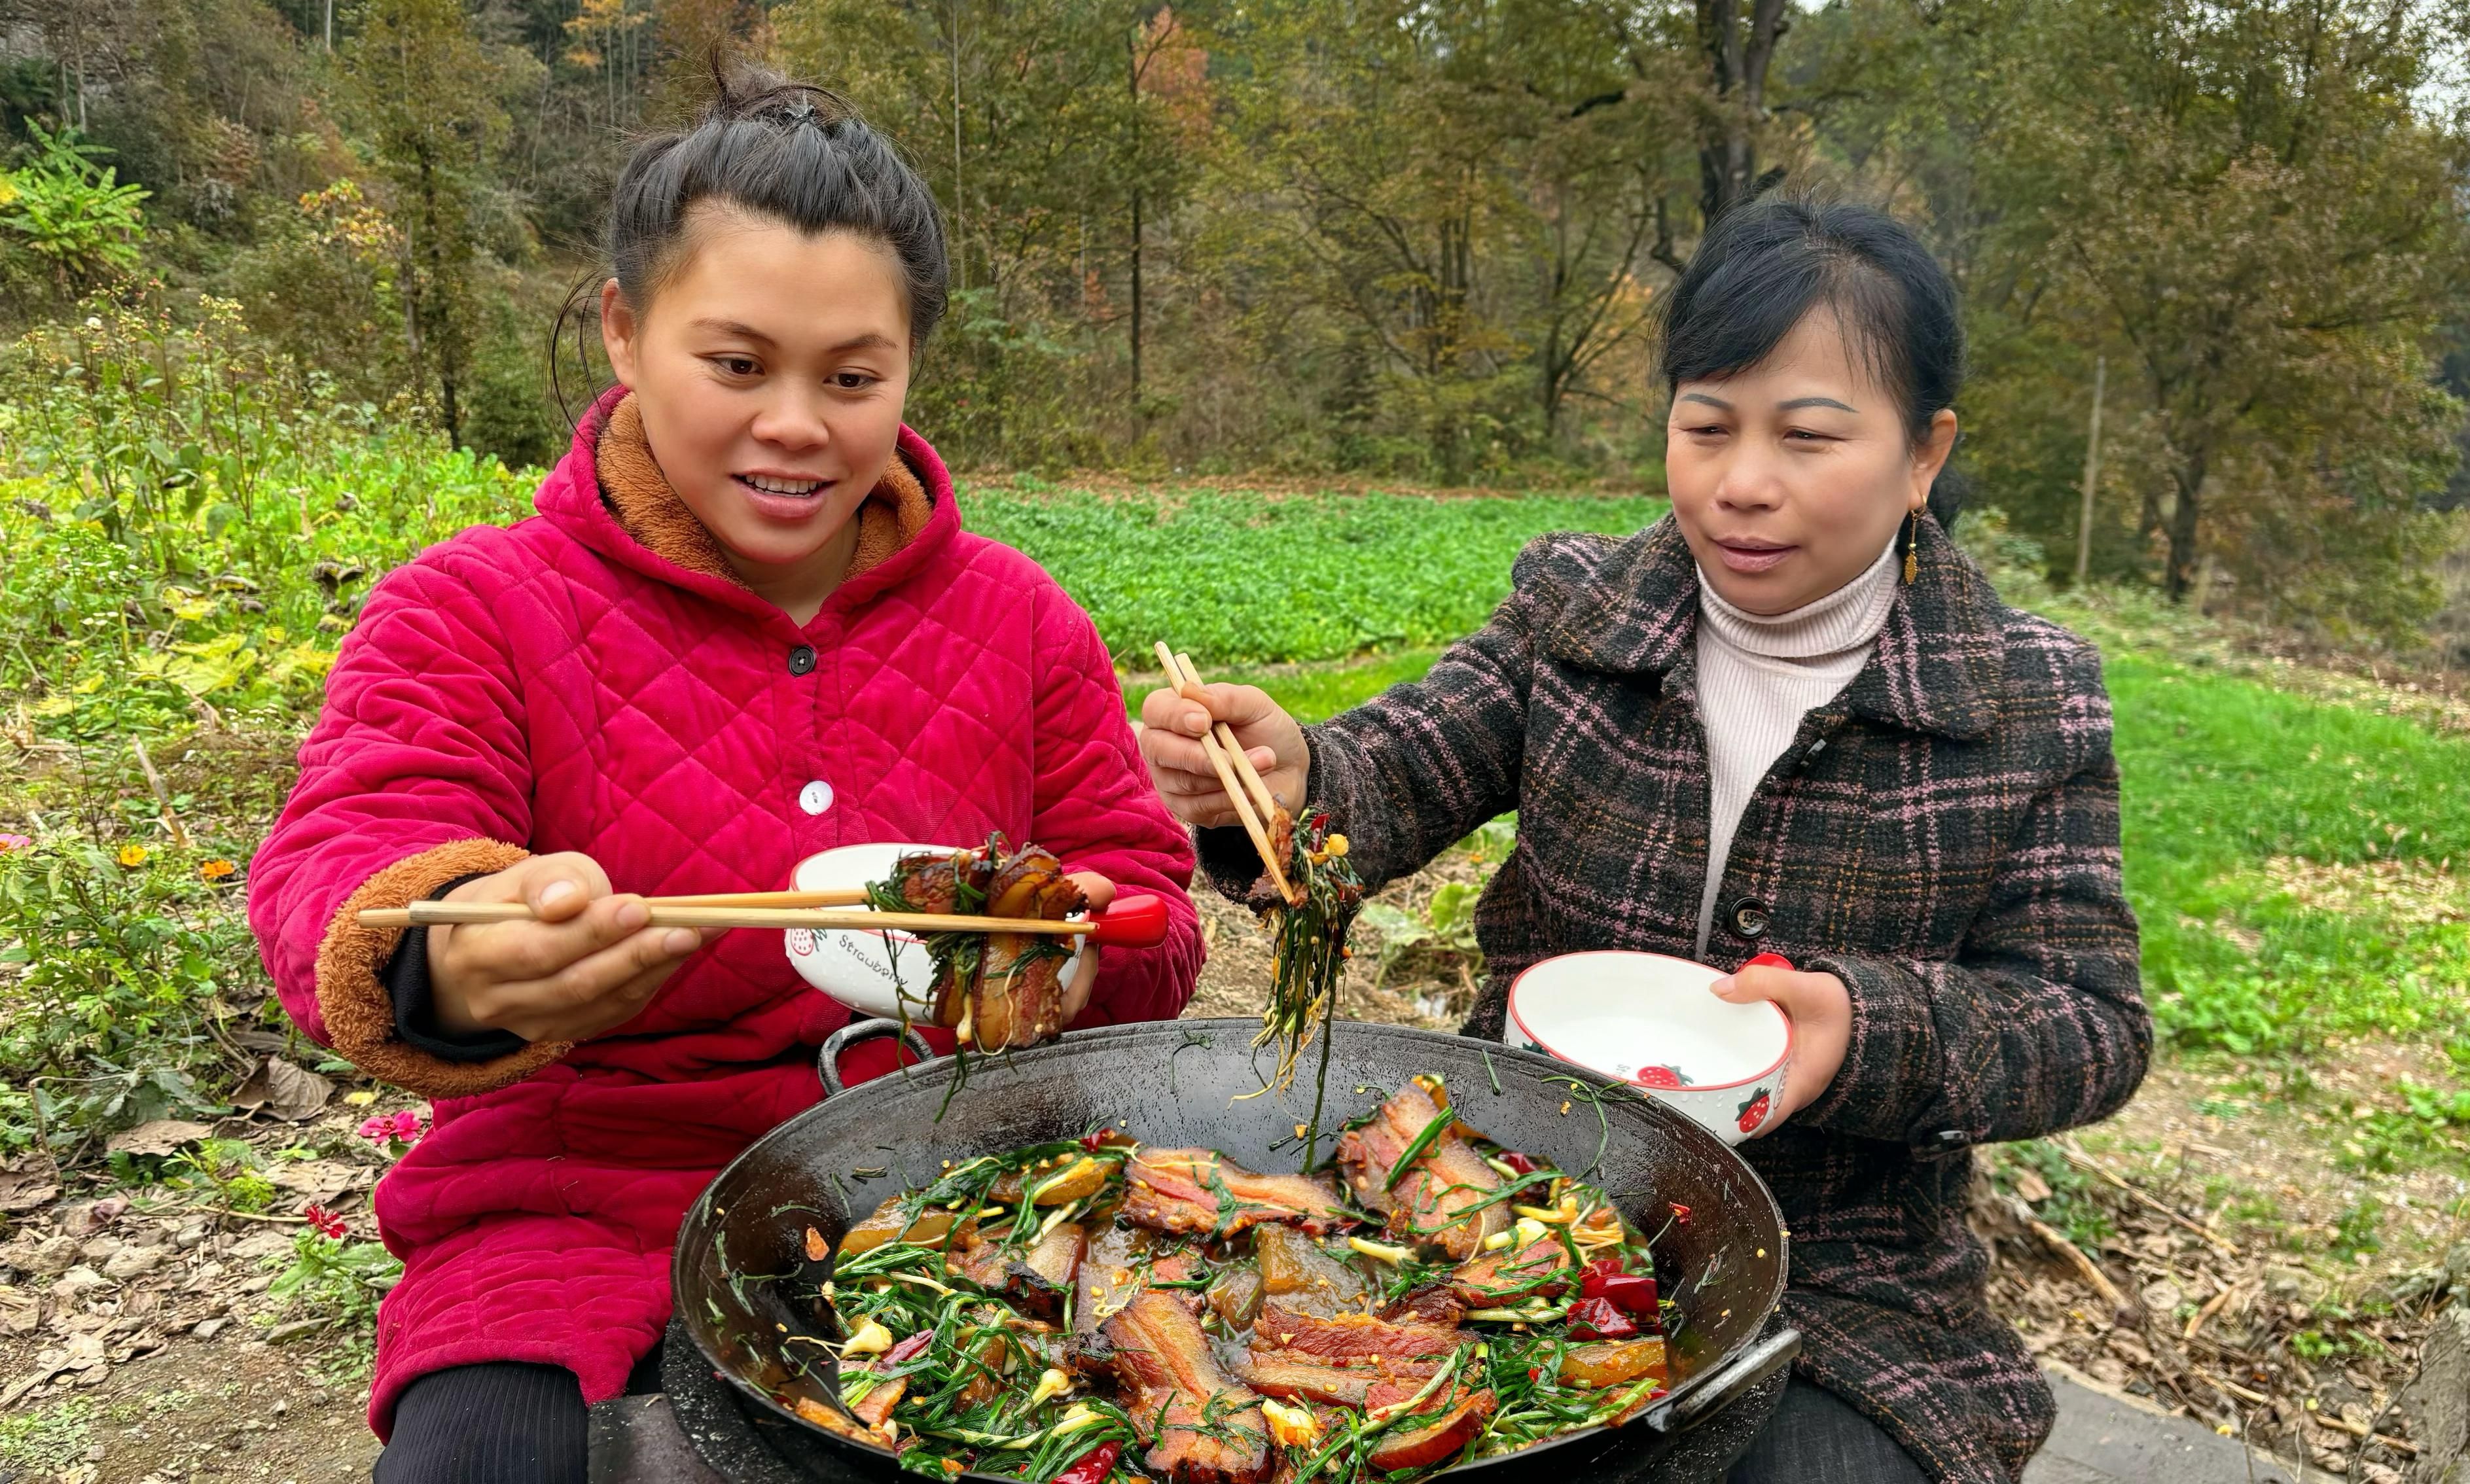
[1678,392,1731,410]
[688,323,899,354]
[690,318,775,344]
[1780,396,1859,413]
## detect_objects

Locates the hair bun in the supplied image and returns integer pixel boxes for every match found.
[706,58,854,130]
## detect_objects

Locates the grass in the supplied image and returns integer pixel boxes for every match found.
[0,1398,94,1472]
[1128,649,1447,724]
[964,485,1665,667]
[2102,648,2470,1059]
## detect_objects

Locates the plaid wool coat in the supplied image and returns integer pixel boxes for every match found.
[1200,514,2147,1482]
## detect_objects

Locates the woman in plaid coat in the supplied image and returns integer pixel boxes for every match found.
[1141,199,2146,1483]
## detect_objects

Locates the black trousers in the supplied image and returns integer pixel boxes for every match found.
[372,1343,663,1484]
[378,1349,1920,1484]
[1725,1379,1930,1483]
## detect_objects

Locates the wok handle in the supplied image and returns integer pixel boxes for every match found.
[1645,1326,1801,1434]
[818,1017,937,1098]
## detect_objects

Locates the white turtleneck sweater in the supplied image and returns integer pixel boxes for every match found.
[1692,537,1903,957]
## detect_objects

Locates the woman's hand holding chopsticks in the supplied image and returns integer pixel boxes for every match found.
[428,853,709,1044]
[1137,679,1310,832]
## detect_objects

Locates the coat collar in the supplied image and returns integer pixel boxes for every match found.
[533,385,961,631]
[1539,512,2007,740]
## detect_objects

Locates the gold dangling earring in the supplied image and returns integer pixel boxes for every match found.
[1903,508,1920,585]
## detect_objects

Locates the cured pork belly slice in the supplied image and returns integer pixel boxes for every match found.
[942,1219,1088,1321]
[1335,1084,1508,1260]
[1003,1221,1086,1319]
[1071,1226,1208,1364]
[1253,1225,1370,1318]
[1238,1352,1444,1407]
[1250,1303,1463,1364]
[1381,1282,1468,1327]
[1560,1337,1668,1390]
[1362,1386,1497,1472]
[884,848,992,1027]
[839,1363,905,1428]
[1122,1149,1351,1239]
[1448,1238,1571,1305]
[971,849,1083,1050]
[1100,1291,1270,1484]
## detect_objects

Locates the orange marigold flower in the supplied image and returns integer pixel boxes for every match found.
[200,859,236,880]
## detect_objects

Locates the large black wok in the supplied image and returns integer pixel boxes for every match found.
[673,1018,1799,1482]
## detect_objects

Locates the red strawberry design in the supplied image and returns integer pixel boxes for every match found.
[1736,1090,1772,1133]
[1636,1065,1692,1089]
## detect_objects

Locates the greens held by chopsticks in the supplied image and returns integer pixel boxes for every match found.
[1246,810,1365,1102]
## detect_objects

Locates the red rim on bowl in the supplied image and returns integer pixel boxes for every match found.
[1507,950,1794,1093]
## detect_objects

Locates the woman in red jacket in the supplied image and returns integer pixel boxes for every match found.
[247,70,1203,1483]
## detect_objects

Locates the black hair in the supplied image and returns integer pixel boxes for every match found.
[553,62,949,423]
[1658,195,1968,528]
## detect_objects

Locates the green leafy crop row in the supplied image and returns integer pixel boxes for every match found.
[964,486,1667,667]
[2106,649,2470,1057]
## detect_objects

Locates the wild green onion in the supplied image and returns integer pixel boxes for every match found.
[1382,1103,1461,1192]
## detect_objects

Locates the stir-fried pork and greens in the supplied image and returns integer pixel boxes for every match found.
[863,821,1370,1161]
[778,1078,1679,1483]
[868,836,1086,1053]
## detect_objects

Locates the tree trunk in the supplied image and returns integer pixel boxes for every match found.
[950,0,965,294]
[414,149,463,447]
[1127,27,1142,399]
[2164,453,2205,602]
[1543,315,1565,440]
[1693,0,1789,222]
[1130,188,1143,397]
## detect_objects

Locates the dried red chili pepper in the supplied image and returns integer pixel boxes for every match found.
[1498,1150,1542,1176]
[1568,1296,1639,1341]
[1579,1260,1658,1316]
[882,1330,933,1366]
[1053,1440,1123,1484]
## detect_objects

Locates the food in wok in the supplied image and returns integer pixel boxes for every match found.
[782,1077,1677,1483]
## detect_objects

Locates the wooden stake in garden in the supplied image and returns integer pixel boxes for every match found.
[2075,355,2106,588]
[130,737,189,849]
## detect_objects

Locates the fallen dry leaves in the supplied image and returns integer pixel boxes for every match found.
[1975,1146,2446,1479]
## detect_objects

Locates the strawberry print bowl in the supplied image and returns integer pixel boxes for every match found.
[1507,950,1792,1146]
[781,843,1088,1019]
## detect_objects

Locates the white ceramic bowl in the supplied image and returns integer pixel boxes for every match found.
[1506,951,1791,1146]
[783,843,1088,1019]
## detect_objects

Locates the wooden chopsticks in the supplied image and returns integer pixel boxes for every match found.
[356,900,1098,936]
[355,885,872,927]
[1153,641,1298,905]
[646,888,866,909]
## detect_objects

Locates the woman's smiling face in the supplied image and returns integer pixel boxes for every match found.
[601,202,913,601]
[1664,308,1956,615]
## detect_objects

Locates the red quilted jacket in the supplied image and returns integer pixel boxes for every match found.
[247,391,1202,1434]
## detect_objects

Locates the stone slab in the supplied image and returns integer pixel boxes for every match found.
[2026,1365,2303,1484]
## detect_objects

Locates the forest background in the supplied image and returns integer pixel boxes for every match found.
[9,0,2470,649]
